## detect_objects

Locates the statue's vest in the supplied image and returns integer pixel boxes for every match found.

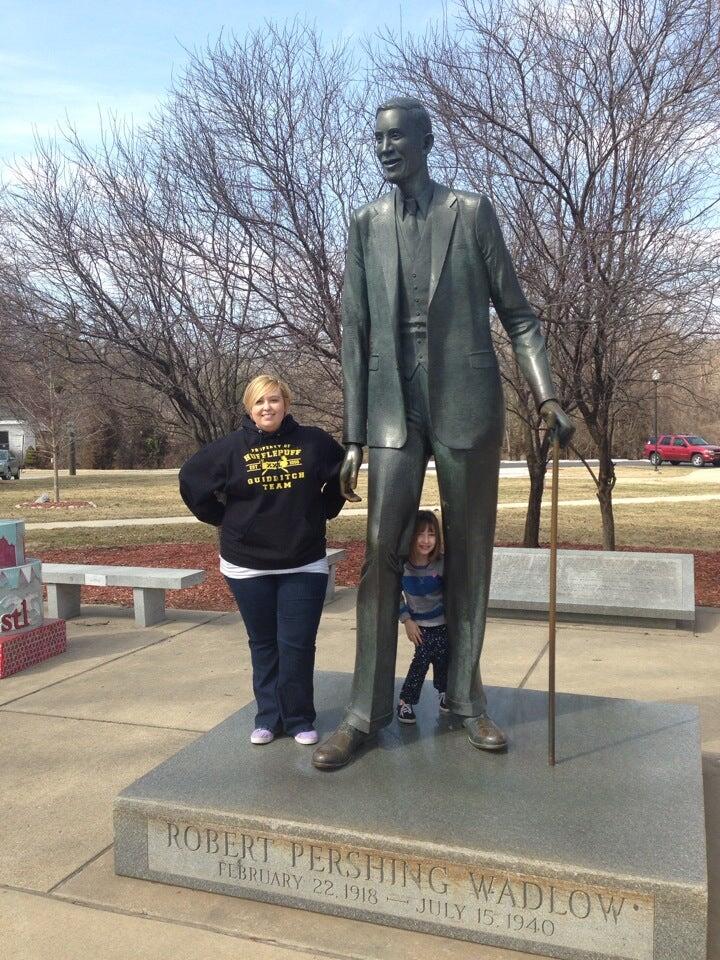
[397,212,432,379]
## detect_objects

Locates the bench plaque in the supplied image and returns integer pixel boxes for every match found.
[85,573,108,587]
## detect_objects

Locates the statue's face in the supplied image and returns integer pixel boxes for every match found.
[374,108,431,184]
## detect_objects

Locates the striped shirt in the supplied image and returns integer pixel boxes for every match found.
[398,557,445,626]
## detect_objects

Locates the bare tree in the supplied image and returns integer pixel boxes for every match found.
[3,120,269,447]
[4,8,718,505]
[0,313,86,501]
[380,0,720,548]
[1,21,376,444]
[162,20,378,422]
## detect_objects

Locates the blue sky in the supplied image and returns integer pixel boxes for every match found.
[0,0,445,169]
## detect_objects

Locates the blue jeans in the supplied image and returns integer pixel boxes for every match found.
[224,572,328,735]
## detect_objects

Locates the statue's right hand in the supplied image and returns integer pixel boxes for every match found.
[340,444,363,502]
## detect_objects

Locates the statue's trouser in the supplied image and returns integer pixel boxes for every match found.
[346,365,501,734]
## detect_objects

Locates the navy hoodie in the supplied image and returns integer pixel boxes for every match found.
[179,415,346,569]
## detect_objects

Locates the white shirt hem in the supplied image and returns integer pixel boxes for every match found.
[220,555,329,579]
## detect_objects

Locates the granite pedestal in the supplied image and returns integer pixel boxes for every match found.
[114,673,707,960]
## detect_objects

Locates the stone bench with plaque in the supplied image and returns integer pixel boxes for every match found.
[488,547,695,628]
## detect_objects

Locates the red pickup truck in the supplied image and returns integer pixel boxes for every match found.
[644,435,720,467]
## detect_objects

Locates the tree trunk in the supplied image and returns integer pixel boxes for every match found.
[68,424,76,476]
[596,440,616,550]
[52,439,61,503]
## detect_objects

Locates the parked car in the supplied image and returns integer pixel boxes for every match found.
[643,434,720,467]
[0,449,21,480]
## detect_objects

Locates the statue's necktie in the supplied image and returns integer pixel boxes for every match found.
[404,197,420,246]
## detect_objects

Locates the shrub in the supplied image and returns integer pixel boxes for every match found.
[23,446,39,468]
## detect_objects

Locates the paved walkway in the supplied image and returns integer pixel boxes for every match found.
[26,514,200,531]
[2,594,719,959]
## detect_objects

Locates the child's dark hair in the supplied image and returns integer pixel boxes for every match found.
[411,510,442,562]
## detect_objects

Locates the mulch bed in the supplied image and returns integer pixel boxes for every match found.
[35,542,365,612]
[34,540,720,610]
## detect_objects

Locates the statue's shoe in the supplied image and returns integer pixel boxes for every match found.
[312,721,369,770]
[464,713,508,751]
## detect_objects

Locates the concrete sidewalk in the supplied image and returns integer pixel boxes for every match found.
[2,593,719,959]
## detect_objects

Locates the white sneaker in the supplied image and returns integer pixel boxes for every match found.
[250,728,275,745]
[294,729,319,745]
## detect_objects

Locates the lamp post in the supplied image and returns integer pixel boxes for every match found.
[652,369,660,472]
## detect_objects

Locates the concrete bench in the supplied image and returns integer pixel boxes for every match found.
[325,547,346,603]
[42,564,206,628]
[488,547,695,628]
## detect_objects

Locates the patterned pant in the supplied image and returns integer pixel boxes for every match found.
[399,624,450,705]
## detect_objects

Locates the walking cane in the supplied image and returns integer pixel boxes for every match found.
[548,432,560,767]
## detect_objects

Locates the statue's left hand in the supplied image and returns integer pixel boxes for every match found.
[339,444,363,502]
[539,400,575,447]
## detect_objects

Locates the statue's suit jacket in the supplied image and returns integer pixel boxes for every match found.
[341,183,556,450]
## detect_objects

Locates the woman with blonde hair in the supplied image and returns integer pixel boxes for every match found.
[180,374,345,747]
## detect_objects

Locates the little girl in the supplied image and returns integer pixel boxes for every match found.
[397,510,450,724]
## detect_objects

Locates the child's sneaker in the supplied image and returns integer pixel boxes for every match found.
[250,728,275,744]
[438,692,450,713]
[397,701,416,724]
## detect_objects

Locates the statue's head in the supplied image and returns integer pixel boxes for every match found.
[374,97,434,186]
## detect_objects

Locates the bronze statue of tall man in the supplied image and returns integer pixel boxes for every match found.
[312,97,573,770]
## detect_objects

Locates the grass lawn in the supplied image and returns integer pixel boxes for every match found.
[23,501,719,554]
[18,464,719,609]
[495,500,720,552]
[6,463,717,554]
[26,521,218,551]
[6,463,713,519]
[356,464,713,506]
[0,471,187,522]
